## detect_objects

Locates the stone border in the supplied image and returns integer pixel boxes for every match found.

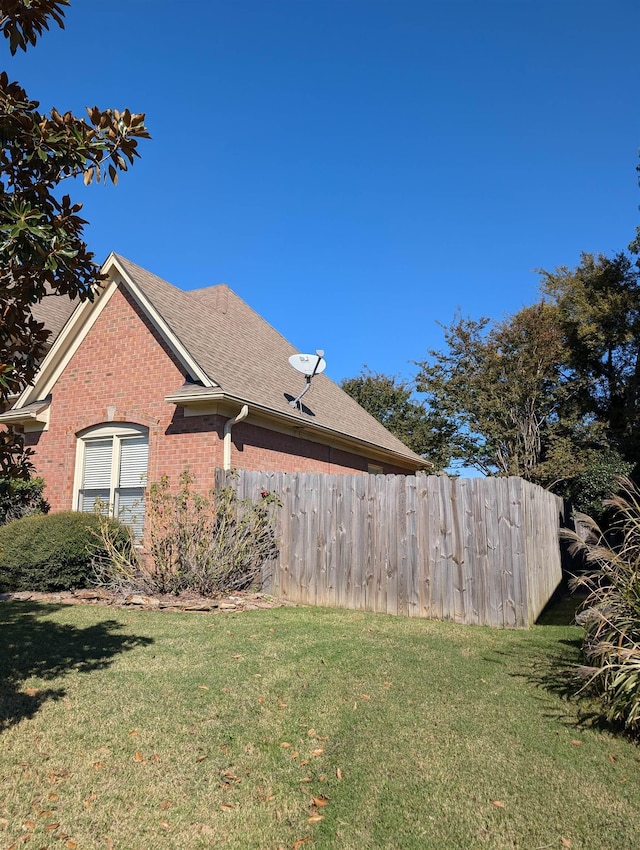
[0,588,295,613]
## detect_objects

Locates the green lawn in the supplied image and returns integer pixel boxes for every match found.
[0,600,638,850]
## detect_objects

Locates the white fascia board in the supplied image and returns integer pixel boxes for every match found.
[108,255,214,388]
[15,254,214,409]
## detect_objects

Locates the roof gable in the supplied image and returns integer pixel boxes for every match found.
[15,254,426,467]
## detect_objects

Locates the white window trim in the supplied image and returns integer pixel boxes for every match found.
[73,423,149,524]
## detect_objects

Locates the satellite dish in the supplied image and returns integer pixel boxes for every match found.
[288,350,326,409]
[289,352,326,376]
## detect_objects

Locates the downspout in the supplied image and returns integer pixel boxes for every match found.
[223,405,249,470]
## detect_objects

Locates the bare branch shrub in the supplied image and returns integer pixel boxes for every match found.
[145,471,280,596]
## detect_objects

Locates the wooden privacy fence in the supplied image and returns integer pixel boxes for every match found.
[215,470,565,628]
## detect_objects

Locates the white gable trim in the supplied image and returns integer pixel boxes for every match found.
[15,253,213,407]
[108,254,214,388]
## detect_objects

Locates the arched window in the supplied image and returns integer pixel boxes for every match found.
[75,423,149,531]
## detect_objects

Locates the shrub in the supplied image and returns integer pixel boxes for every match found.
[0,511,131,592]
[144,471,280,596]
[566,477,640,736]
[0,476,50,526]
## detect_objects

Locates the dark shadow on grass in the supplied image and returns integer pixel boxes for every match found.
[0,601,153,731]
[496,630,636,739]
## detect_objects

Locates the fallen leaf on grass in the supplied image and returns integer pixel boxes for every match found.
[198,684,209,690]
[570,740,582,746]
[300,777,312,783]
[313,796,329,807]
[311,748,324,757]
[307,814,324,823]
[22,820,36,830]
[0,817,8,828]
[280,742,292,748]
[336,768,342,780]
[134,752,144,762]
[491,801,505,808]
[384,681,392,687]
[106,838,114,850]
[608,755,617,762]
[65,841,77,849]
[160,821,172,830]
[561,839,572,848]
[160,800,172,811]
[232,654,244,659]
[220,804,233,811]
[196,754,208,762]
[93,761,103,769]
[292,837,311,849]
[45,822,60,831]
[128,729,137,737]
[257,696,265,703]
[308,729,316,737]
[299,760,309,766]
[24,687,39,697]
[48,794,58,802]
[360,694,371,700]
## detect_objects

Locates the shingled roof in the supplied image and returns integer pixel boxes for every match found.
[20,254,427,469]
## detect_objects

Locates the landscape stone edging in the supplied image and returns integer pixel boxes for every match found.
[0,589,294,613]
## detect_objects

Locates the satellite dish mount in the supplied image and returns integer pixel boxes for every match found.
[288,350,326,410]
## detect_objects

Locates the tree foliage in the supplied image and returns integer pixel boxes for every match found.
[415,249,640,508]
[539,252,640,463]
[415,302,582,480]
[0,0,149,477]
[340,369,452,469]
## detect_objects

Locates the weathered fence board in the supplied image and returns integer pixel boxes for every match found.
[219,470,564,628]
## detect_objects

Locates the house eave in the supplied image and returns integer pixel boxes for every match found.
[0,398,51,432]
[165,389,428,471]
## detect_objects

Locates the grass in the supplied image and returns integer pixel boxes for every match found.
[0,601,638,850]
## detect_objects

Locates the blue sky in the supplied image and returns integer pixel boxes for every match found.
[8,0,640,384]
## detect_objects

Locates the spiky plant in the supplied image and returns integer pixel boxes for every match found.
[565,477,640,735]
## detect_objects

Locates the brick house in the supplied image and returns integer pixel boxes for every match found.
[0,254,426,526]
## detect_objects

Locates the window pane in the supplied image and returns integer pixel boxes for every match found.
[119,436,149,487]
[80,488,110,513]
[115,487,145,535]
[83,439,113,489]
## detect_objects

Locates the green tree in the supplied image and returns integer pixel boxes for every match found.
[539,252,640,466]
[340,369,452,468]
[0,0,149,477]
[415,302,586,482]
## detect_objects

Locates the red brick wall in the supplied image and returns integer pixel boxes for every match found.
[24,285,412,511]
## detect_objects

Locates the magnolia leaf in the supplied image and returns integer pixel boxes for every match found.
[336,768,343,780]
[561,839,572,848]
[307,814,323,823]
[491,800,505,808]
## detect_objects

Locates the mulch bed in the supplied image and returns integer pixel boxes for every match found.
[0,587,294,613]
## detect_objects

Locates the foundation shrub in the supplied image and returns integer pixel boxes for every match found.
[0,476,49,526]
[0,511,130,592]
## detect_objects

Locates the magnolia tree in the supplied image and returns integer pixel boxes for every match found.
[0,0,149,477]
